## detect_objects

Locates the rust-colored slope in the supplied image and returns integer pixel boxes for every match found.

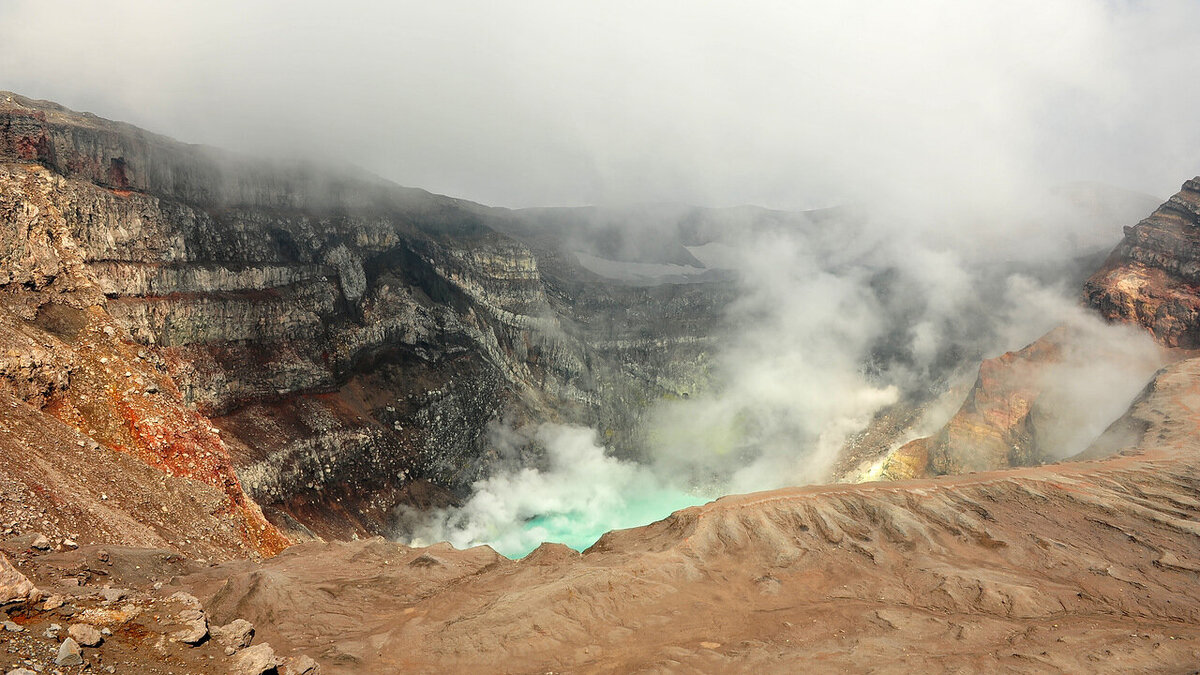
[172,356,1200,674]
[0,389,259,560]
[0,162,287,558]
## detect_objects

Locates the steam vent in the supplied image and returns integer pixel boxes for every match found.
[4,3,1200,672]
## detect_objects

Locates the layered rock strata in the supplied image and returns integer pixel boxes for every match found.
[0,92,726,541]
[1085,177,1200,347]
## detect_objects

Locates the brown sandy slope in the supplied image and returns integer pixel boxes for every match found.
[128,355,1200,674]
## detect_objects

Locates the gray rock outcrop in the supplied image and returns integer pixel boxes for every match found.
[168,592,209,645]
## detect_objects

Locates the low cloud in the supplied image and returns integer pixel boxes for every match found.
[2,2,1198,211]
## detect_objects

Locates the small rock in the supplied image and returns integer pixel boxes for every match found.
[55,637,84,667]
[62,539,78,549]
[280,654,320,675]
[169,591,202,607]
[3,620,23,632]
[7,668,38,675]
[169,593,209,645]
[42,595,65,610]
[100,588,127,603]
[100,627,111,636]
[212,618,254,649]
[68,623,103,647]
[30,534,50,550]
[231,643,279,675]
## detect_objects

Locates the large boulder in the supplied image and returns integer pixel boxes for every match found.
[0,553,38,605]
[212,618,255,649]
[231,643,280,675]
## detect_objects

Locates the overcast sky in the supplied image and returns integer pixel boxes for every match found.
[2,1,1199,211]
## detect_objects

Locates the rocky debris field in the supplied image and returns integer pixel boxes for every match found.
[0,540,318,675]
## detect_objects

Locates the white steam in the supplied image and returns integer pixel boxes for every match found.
[400,424,706,558]
[28,2,1178,556]
[1004,276,1167,460]
[646,226,900,493]
[400,198,1169,559]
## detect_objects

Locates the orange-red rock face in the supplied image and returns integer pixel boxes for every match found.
[0,162,287,558]
[0,106,53,164]
[876,331,1065,479]
[1085,177,1200,347]
[876,321,1167,479]
[924,332,1063,474]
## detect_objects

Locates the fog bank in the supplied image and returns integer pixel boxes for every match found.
[3,1,1199,211]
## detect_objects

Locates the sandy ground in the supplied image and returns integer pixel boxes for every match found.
[4,359,1198,674]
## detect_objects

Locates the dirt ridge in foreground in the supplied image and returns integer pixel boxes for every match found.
[5,357,1200,673]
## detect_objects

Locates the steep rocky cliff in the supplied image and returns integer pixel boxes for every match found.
[1085,177,1200,347]
[0,92,728,543]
